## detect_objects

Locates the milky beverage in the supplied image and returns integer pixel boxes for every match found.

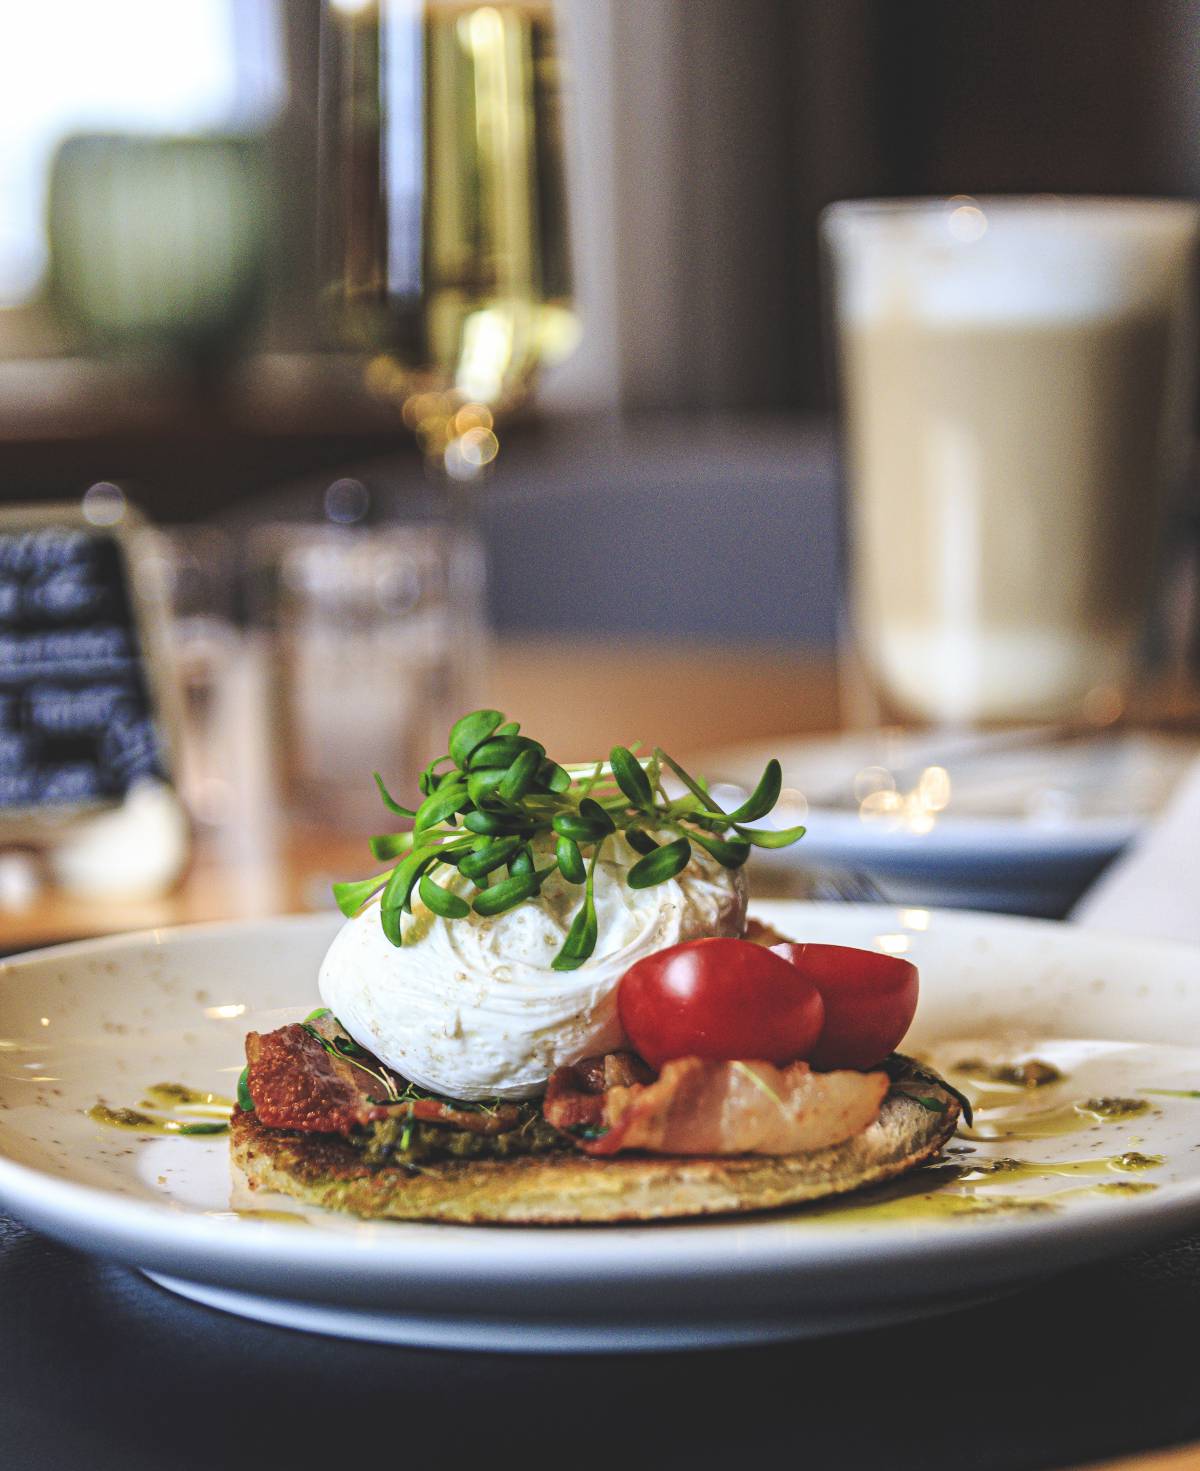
[825,201,1199,725]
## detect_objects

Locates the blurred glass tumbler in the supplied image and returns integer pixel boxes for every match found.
[250,522,485,831]
[823,197,1200,727]
[48,134,268,365]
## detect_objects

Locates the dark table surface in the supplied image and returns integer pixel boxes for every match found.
[4,1205,1200,1471]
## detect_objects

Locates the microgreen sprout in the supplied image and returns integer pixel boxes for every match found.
[332,710,807,971]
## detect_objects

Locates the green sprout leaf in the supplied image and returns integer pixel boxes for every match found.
[236,1065,255,1112]
[541,760,572,793]
[464,810,533,836]
[625,827,659,855]
[610,745,653,808]
[331,869,396,918]
[466,766,508,806]
[552,839,604,970]
[578,798,615,834]
[552,809,611,843]
[418,869,470,919]
[414,782,469,834]
[448,709,504,767]
[497,747,543,802]
[459,836,522,881]
[627,836,691,889]
[732,823,808,848]
[373,771,417,817]
[379,845,444,941]
[370,831,417,862]
[472,869,543,917]
[654,747,724,815]
[468,735,544,770]
[687,827,751,868]
[726,759,782,824]
[556,834,586,883]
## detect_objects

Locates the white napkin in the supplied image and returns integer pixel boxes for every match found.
[1071,753,1200,944]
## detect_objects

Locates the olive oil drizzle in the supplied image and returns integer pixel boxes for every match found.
[204,1209,310,1226]
[961,1096,1152,1142]
[805,1045,1181,1227]
[958,1151,1162,1184]
[88,1082,234,1137]
[805,1151,1163,1225]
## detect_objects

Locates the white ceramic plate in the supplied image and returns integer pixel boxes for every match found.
[704,732,1199,914]
[1,902,1200,1353]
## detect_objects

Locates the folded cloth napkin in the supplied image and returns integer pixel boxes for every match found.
[1071,751,1200,944]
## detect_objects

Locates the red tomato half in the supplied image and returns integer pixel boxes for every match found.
[617,938,825,1069]
[769,943,918,1070]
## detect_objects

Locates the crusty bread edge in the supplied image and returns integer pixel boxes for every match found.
[229,1079,961,1225]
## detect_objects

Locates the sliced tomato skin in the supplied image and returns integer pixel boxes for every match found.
[617,937,825,1070]
[769,942,918,1070]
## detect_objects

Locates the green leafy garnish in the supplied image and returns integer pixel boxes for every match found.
[418,870,470,919]
[334,710,806,970]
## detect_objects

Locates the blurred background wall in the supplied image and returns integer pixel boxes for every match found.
[1,0,1199,652]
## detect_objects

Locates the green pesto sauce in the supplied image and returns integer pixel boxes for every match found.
[963,1095,1151,1142]
[954,1057,1065,1089]
[959,1151,1162,1184]
[141,1082,233,1109]
[88,1080,233,1136]
[356,1108,569,1167]
[1079,1096,1151,1121]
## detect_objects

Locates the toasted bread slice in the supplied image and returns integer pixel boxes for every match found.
[230,1056,961,1225]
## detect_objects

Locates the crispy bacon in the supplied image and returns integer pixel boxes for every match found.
[537,1051,655,1134]
[544,1053,888,1156]
[743,917,791,947]
[244,1024,522,1138]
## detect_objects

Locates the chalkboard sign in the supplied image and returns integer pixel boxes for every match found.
[0,506,171,827]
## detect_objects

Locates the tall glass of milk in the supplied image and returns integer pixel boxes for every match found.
[823,197,1199,728]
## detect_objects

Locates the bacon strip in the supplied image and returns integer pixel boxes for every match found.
[544,1053,888,1157]
[743,917,792,947]
[244,1024,522,1137]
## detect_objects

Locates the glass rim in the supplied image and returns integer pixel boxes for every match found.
[822,193,1200,239]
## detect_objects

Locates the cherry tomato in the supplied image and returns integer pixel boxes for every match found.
[618,938,825,1069]
[769,943,918,1070]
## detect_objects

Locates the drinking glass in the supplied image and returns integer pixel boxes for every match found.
[247,517,486,832]
[823,196,1200,731]
[318,0,576,471]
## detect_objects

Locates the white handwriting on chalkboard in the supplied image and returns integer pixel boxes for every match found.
[0,733,28,772]
[0,626,132,679]
[0,529,90,575]
[25,572,105,620]
[0,772,37,806]
[37,764,101,803]
[27,683,130,734]
[0,525,166,811]
[102,713,161,782]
